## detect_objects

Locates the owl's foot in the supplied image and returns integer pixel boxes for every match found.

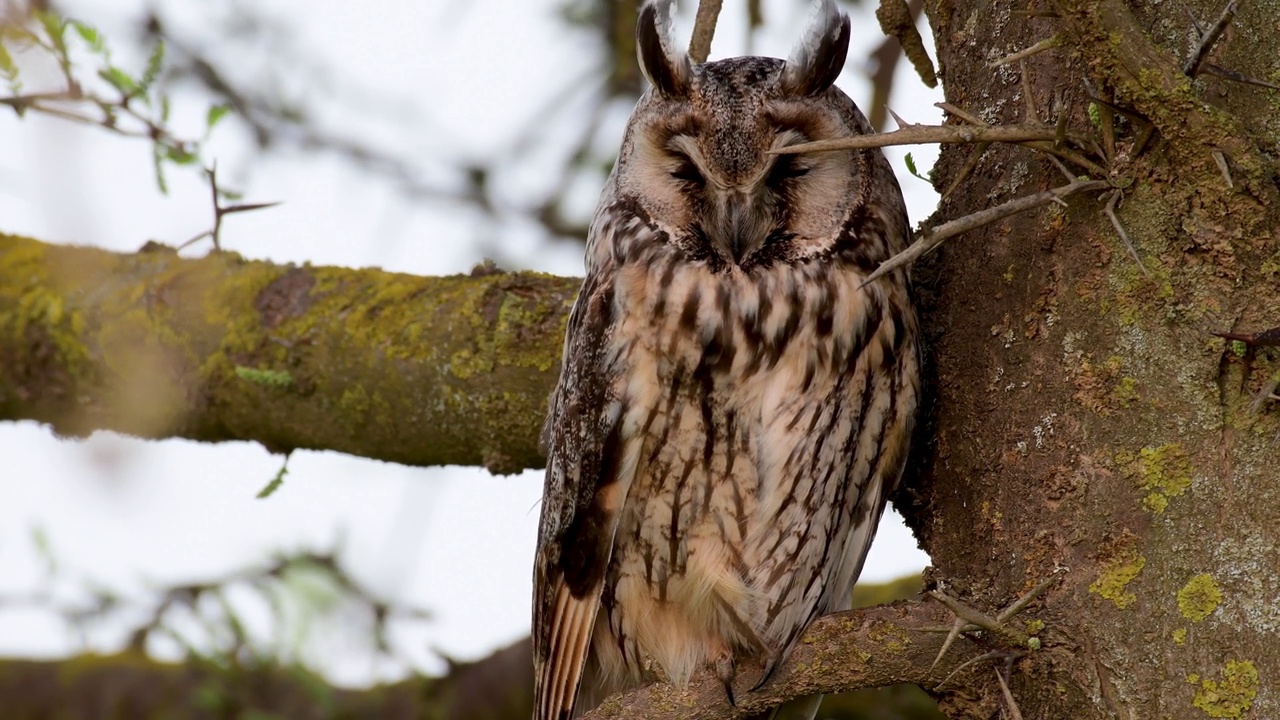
[927,568,1064,670]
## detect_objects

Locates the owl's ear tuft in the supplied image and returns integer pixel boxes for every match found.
[637,0,691,96]
[780,0,851,96]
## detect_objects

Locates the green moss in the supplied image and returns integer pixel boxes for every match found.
[1089,551,1146,609]
[1191,660,1258,718]
[1172,628,1187,645]
[1177,574,1222,623]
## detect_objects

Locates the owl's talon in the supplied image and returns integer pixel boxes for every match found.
[750,656,780,693]
[715,653,737,706]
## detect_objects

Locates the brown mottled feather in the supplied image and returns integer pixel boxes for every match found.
[533,2,920,718]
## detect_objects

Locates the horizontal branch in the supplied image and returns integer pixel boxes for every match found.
[583,600,996,720]
[0,233,578,473]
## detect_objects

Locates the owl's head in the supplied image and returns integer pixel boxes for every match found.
[611,0,900,271]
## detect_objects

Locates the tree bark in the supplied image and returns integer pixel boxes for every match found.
[905,0,1280,717]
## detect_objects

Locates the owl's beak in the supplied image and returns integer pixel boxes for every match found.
[712,191,769,264]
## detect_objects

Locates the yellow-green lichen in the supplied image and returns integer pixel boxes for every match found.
[1177,574,1222,623]
[1112,376,1139,404]
[1191,660,1258,718]
[1172,628,1187,645]
[1089,551,1146,609]
[1122,443,1193,514]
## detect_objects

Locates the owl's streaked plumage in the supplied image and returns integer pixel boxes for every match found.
[533,2,920,718]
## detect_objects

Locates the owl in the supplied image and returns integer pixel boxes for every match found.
[533,1,921,718]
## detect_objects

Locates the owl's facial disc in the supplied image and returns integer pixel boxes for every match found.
[665,131,814,264]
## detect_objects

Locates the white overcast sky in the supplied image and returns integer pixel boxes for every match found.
[0,0,941,686]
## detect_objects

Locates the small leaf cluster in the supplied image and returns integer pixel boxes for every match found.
[0,10,232,193]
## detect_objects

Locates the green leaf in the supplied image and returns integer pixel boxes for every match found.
[163,143,200,165]
[30,525,57,576]
[160,94,172,123]
[1087,102,1102,128]
[69,20,107,56]
[903,152,932,183]
[140,40,164,95]
[99,66,138,96]
[206,103,231,131]
[0,38,20,95]
[256,456,290,499]
[35,11,67,56]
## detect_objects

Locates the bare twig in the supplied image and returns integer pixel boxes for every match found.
[1104,189,1149,277]
[1183,0,1237,76]
[689,0,724,64]
[862,179,1110,286]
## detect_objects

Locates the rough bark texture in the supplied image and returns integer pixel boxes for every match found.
[904,0,1280,717]
[0,233,576,474]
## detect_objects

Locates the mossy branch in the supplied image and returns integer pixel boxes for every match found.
[0,233,578,474]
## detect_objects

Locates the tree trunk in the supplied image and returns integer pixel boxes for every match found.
[907,0,1279,717]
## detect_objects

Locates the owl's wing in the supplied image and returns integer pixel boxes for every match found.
[533,263,627,720]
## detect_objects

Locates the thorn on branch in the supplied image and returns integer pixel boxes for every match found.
[1103,189,1149,278]
[1200,63,1280,91]
[990,34,1062,68]
[1211,149,1233,188]
[1183,0,1237,77]
[994,667,1027,720]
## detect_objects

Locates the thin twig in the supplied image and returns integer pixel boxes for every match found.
[1183,0,1237,76]
[1104,189,1149,277]
[689,0,724,64]
[862,179,1110,286]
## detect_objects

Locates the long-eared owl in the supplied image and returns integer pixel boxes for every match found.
[533,1,920,718]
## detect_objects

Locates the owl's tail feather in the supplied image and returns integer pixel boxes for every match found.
[535,583,601,720]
